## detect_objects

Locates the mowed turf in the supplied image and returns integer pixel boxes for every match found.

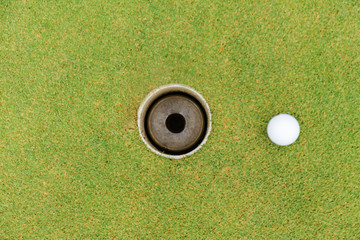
[1,0,359,238]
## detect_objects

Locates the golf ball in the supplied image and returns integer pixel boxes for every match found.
[267,114,300,146]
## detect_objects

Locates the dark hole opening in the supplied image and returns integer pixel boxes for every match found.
[166,113,186,133]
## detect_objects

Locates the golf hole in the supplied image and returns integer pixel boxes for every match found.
[138,84,212,159]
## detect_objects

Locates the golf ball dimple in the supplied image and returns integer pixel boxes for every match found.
[267,114,300,146]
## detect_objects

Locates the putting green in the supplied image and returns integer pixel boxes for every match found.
[1,0,359,238]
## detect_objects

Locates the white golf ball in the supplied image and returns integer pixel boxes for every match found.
[267,114,300,146]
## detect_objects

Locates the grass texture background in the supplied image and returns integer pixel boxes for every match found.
[1,0,359,238]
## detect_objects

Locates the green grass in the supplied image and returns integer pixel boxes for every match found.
[1,0,359,238]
